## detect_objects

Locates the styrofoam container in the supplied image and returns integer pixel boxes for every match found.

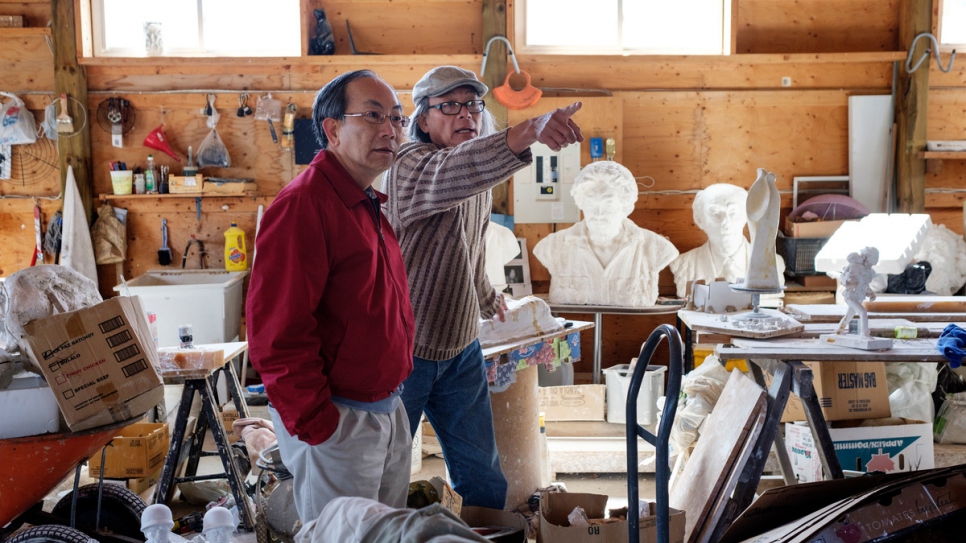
[604,364,666,425]
[114,270,246,348]
[926,140,966,152]
[814,214,932,275]
[0,372,63,439]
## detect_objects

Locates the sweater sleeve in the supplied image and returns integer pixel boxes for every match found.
[246,191,339,446]
[389,129,532,228]
[476,224,501,319]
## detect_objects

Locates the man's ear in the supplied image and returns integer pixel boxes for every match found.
[322,117,340,148]
[417,113,429,134]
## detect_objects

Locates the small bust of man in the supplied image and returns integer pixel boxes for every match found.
[669,183,786,298]
[533,161,679,306]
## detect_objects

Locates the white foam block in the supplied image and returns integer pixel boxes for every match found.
[820,333,893,351]
[0,372,63,439]
[815,214,932,275]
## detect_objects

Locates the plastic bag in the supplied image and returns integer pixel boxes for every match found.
[196,96,230,168]
[91,204,126,265]
[658,354,730,456]
[0,92,38,146]
[935,391,966,443]
[886,361,939,423]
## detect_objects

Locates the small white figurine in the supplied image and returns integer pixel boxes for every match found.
[742,168,782,291]
[822,246,892,350]
[533,161,679,306]
[202,507,236,543]
[141,504,175,543]
[670,183,786,298]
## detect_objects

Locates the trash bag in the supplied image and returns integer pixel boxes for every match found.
[885,361,939,423]
[935,391,966,444]
[196,97,230,168]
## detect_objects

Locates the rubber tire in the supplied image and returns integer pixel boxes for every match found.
[51,483,146,539]
[6,525,97,543]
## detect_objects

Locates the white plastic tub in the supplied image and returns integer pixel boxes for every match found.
[114,270,246,348]
[604,364,666,425]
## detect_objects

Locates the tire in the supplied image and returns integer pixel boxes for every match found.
[51,483,146,539]
[6,525,97,543]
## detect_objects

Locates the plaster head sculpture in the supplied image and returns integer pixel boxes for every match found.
[141,504,175,543]
[669,182,786,298]
[202,507,235,543]
[742,168,782,291]
[533,161,679,306]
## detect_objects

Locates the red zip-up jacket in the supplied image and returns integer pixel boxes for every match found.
[246,151,415,445]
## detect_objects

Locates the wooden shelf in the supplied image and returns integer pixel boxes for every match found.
[920,151,966,160]
[99,193,266,200]
[0,27,51,38]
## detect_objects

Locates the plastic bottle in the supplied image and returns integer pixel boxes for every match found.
[145,154,157,192]
[224,222,247,271]
[539,411,552,487]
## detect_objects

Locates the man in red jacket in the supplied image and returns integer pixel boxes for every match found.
[246,70,415,521]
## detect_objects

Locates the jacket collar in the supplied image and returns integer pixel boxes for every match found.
[312,150,389,207]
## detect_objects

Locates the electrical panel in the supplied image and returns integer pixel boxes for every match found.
[512,142,581,224]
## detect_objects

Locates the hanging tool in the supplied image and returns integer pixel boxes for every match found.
[346,21,377,55]
[237,93,252,117]
[158,218,172,266]
[281,102,297,150]
[56,93,74,134]
[255,93,282,144]
[30,204,43,266]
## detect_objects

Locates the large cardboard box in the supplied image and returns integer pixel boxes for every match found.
[539,493,685,543]
[538,385,606,421]
[89,422,170,478]
[21,296,164,431]
[461,506,528,543]
[784,218,854,238]
[785,419,934,483]
[771,361,890,423]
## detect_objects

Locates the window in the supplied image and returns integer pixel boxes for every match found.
[939,0,966,48]
[91,0,301,57]
[517,0,734,55]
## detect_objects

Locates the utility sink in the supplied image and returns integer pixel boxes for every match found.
[114,270,246,348]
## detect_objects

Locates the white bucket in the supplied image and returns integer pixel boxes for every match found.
[604,364,666,425]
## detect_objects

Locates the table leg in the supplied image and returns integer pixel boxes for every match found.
[789,361,844,480]
[154,383,196,505]
[224,358,251,418]
[594,312,603,384]
[747,363,796,486]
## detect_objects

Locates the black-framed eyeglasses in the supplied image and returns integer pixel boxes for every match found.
[428,100,486,115]
[343,111,410,128]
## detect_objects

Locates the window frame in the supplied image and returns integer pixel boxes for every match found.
[513,0,736,56]
[937,0,966,51]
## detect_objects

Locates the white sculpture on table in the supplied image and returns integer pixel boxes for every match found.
[533,161,679,307]
[669,183,786,298]
[822,246,892,350]
[742,168,782,291]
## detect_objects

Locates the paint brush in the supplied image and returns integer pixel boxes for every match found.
[56,94,74,134]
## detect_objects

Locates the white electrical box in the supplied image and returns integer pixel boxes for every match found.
[513,142,581,224]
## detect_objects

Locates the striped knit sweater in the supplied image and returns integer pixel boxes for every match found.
[385,130,532,361]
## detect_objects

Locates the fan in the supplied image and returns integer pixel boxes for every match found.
[0,138,59,187]
[96,98,137,140]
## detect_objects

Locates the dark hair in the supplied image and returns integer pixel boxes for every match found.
[312,69,379,149]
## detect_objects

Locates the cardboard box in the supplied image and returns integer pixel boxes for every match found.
[797,274,837,288]
[203,179,257,195]
[169,174,204,194]
[784,218,853,238]
[89,422,170,478]
[221,407,239,443]
[21,296,164,432]
[538,385,606,421]
[461,506,528,543]
[785,419,934,483]
[539,492,685,543]
[770,361,890,423]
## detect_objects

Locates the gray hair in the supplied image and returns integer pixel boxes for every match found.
[407,96,498,144]
[312,69,379,150]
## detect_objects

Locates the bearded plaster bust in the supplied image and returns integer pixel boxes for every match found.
[669,182,786,298]
[532,161,678,307]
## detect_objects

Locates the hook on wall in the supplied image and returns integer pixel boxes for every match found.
[905,32,957,74]
[481,36,521,77]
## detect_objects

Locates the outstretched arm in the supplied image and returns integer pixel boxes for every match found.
[506,102,585,154]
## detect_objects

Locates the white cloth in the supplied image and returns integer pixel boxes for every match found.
[298,497,488,543]
[669,240,786,298]
[60,166,97,284]
[533,219,679,306]
[268,402,411,523]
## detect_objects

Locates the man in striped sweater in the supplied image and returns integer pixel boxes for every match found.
[385,65,582,508]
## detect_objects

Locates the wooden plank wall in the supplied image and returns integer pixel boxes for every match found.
[2,0,965,372]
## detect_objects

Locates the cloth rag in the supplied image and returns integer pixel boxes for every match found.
[937,324,966,368]
[60,165,97,283]
[232,417,276,470]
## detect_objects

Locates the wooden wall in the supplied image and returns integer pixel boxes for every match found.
[2,0,965,373]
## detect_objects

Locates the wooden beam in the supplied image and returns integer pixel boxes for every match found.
[482,0,509,214]
[894,0,931,213]
[52,0,92,222]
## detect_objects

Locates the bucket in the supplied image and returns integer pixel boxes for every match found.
[604,364,666,425]
[110,170,133,195]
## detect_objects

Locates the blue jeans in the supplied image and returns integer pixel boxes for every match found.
[401,340,508,509]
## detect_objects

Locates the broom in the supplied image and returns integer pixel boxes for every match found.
[56,94,74,134]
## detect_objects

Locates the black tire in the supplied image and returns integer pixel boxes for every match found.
[6,525,97,543]
[51,483,146,539]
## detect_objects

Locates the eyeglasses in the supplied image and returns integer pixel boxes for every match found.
[428,100,486,115]
[343,111,410,128]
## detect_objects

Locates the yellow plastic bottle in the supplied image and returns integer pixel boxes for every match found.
[224,222,248,271]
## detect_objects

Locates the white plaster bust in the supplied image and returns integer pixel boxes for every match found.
[485,221,521,292]
[742,168,782,291]
[670,183,786,298]
[533,161,679,306]
[837,246,879,336]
